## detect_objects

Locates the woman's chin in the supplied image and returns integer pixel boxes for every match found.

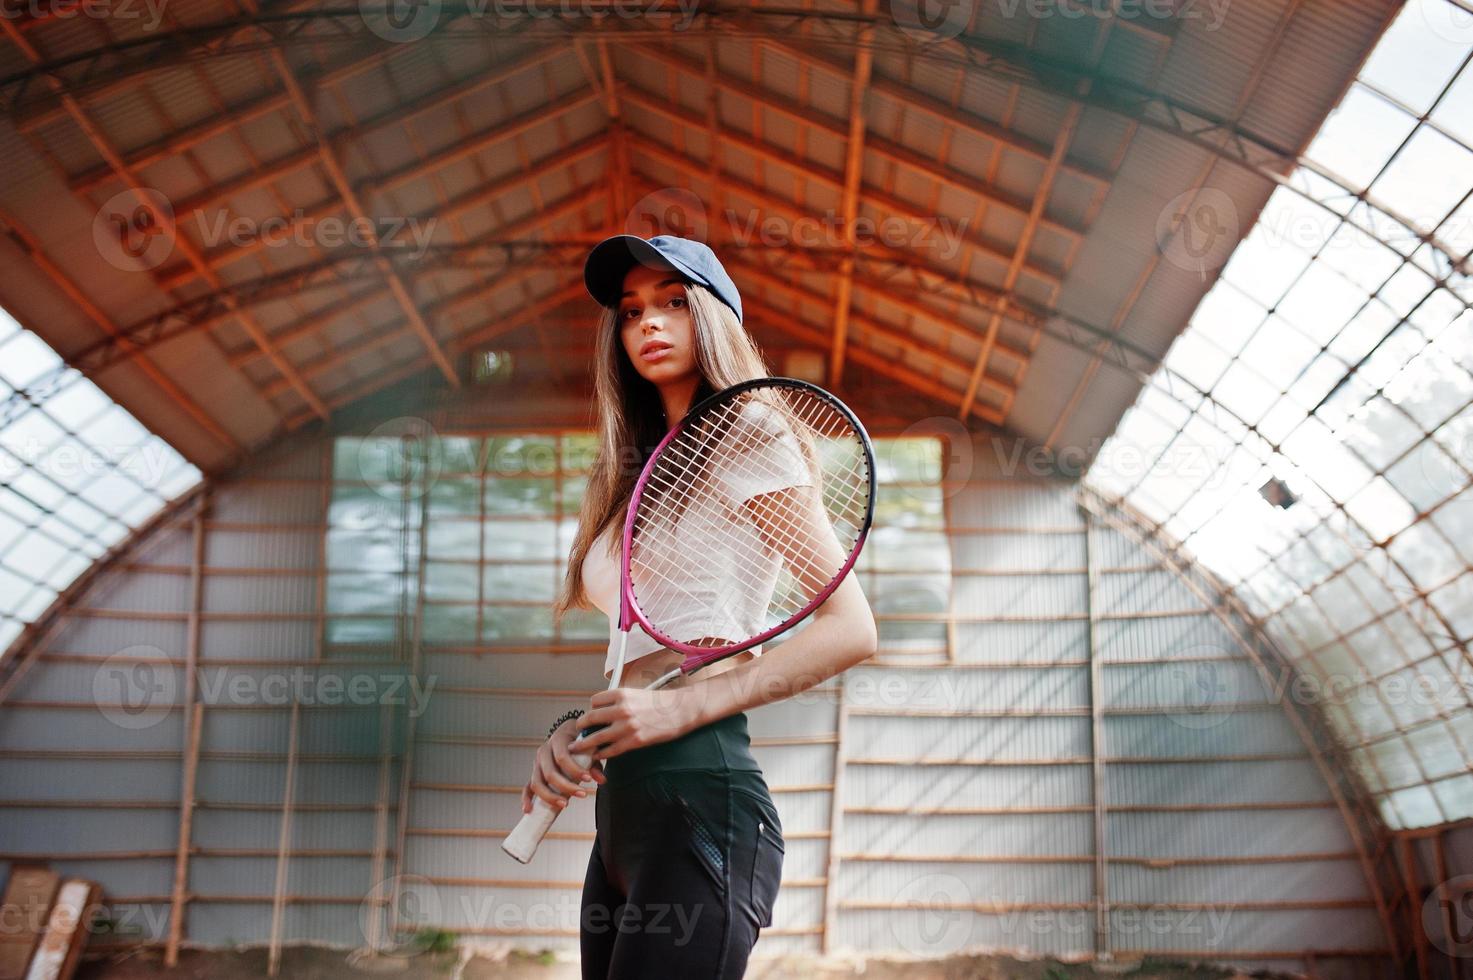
[641,362,695,382]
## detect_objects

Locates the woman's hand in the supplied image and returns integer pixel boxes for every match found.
[520,716,606,815]
[569,687,698,760]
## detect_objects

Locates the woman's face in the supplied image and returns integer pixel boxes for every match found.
[617,263,698,384]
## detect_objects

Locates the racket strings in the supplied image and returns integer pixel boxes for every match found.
[637,393,841,590]
[639,446,861,606]
[628,389,871,646]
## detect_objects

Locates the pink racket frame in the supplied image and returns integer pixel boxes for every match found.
[615,377,875,675]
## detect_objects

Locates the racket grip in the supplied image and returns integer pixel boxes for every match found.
[501,743,596,864]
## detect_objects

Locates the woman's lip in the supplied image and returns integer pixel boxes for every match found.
[640,346,673,362]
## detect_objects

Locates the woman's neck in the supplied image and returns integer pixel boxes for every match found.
[658,375,703,426]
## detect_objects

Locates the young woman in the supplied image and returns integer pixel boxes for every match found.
[519,234,877,979]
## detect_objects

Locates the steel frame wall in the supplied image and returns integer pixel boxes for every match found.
[0,423,1414,975]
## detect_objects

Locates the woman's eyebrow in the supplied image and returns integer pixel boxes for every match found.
[619,277,685,301]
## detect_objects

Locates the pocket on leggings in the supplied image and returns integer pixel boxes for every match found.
[736,788,784,928]
[652,772,727,890]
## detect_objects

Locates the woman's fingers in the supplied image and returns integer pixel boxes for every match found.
[591,735,636,760]
[570,722,622,757]
[520,782,532,814]
[576,705,615,730]
[553,736,592,784]
[527,767,566,808]
[539,756,584,796]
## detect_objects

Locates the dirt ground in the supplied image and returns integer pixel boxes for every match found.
[75,943,1293,980]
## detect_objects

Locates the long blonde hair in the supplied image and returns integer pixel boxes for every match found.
[555,278,774,619]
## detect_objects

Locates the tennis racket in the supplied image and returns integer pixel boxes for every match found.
[501,376,875,863]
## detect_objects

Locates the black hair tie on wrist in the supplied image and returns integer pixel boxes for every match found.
[547,708,583,740]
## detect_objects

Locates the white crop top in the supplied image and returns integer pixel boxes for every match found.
[580,401,816,679]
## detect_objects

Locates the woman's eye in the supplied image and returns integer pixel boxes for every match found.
[668,297,686,309]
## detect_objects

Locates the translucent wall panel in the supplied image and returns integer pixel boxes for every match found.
[0,308,201,651]
[1085,0,1473,829]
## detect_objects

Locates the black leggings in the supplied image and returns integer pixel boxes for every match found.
[580,712,785,979]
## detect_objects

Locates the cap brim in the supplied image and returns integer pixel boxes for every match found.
[583,235,705,309]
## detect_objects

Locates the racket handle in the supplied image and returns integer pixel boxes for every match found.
[501,744,596,864]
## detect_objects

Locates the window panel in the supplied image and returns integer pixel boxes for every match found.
[1406,716,1471,781]
[1307,85,1418,189]
[1211,361,1280,424]
[1219,224,1311,307]
[1386,442,1463,512]
[425,561,479,603]
[1190,280,1267,355]
[325,432,942,657]
[0,328,62,389]
[0,313,200,648]
[483,477,557,516]
[1274,262,1369,345]
[1382,783,1443,827]
[1428,572,1473,643]
[1343,477,1417,541]
[482,563,556,602]
[1341,397,1425,472]
[1359,0,1468,112]
[426,477,480,517]
[1372,126,1473,231]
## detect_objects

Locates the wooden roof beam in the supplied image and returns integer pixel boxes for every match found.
[0,19,330,421]
[726,255,1009,424]
[66,44,568,195]
[258,35,458,388]
[959,11,1121,421]
[277,282,588,432]
[626,155,1031,381]
[597,39,630,226]
[260,283,587,400]
[223,183,606,371]
[0,208,242,456]
[830,0,878,386]
[629,42,1088,246]
[156,127,605,293]
[159,86,598,234]
[622,84,1064,293]
[740,291,1003,428]
[753,35,1112,189]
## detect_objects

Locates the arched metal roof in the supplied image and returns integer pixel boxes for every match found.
[4,0,1469,846]
[1084,0,1473,829]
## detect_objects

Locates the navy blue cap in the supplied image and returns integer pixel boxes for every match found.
[583,234,743,324]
